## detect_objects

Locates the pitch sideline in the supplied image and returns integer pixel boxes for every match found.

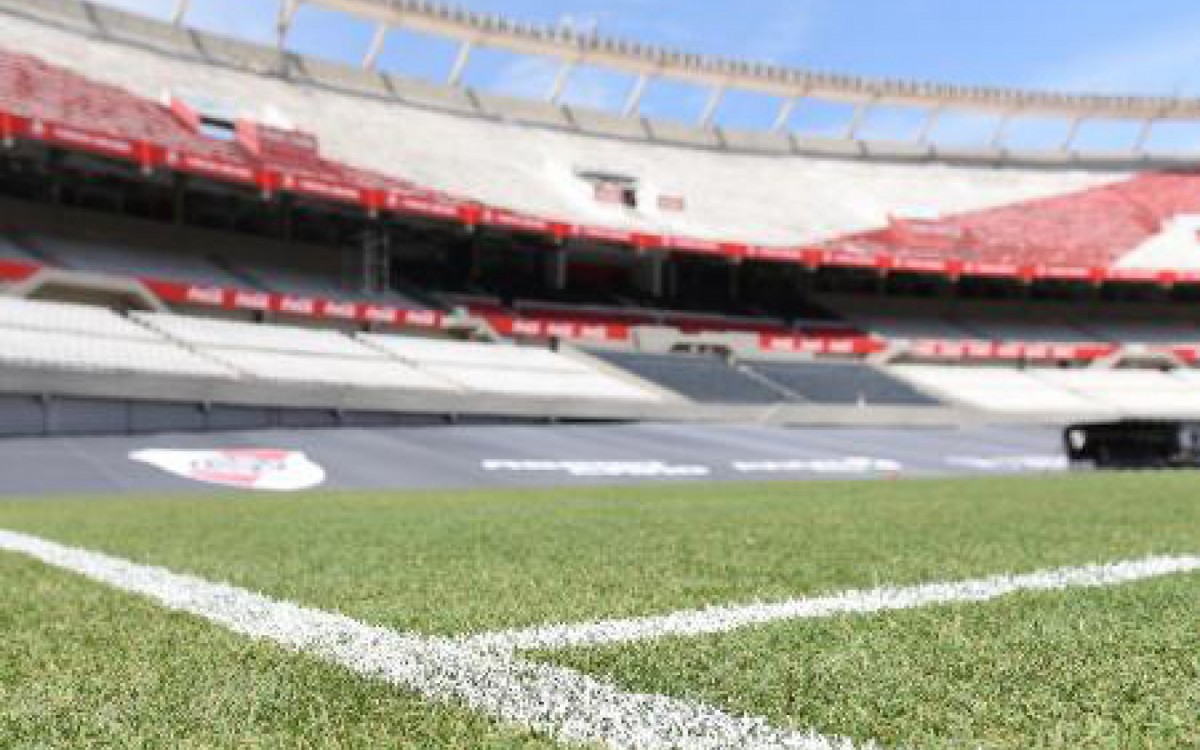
[463,554,1200,654]
[0,527,868,750]
[5,527,1200,749]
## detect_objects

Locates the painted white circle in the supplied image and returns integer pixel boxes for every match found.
[129,449,326,491]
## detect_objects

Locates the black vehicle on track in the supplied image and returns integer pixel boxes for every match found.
[1065,420,1200,469]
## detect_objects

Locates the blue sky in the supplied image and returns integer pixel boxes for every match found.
[94,0,1200,150]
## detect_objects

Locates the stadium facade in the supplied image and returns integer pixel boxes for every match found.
[3,0,1200,437]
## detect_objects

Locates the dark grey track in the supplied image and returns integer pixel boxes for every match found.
[0,422,1069,497]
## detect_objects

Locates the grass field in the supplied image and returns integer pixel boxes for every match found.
[1,473,1198,748]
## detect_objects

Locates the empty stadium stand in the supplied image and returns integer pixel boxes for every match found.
[0,201,429,309]
[0,295,661,405]
[133,312,453,391]
[742,360,941,406]
[10,0,1200,435]
[0,325,233,380]
[0,296,235,379]
[891,366,1106,415]
[1033,369,1200,415]
[834,172,1200,269]
[890,365,1200,416]
[361,334,657,401]
[589,351,793,404]
[585,350,944,407]
[0,13,1155,269]
[825,295,1200,348]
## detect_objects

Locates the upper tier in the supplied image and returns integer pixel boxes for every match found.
[4,0,1200,273]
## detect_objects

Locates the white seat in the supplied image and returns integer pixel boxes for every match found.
[0,295,162,340]
[361,333,658,401]
[1034,369,1200,415]
[891,365,1108,413]
[361,334,589,372]
[207,348,455,391]
[135,312,376,357]
[0,327,234,378]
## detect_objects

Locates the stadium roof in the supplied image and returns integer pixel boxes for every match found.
[290,0,1200,122]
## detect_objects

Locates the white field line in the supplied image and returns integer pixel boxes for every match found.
[0,528,868,750]
[464,555,1200,654]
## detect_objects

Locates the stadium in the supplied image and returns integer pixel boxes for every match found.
[1,0,1200,747]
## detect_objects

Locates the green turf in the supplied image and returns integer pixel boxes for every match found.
[0,554,564,750]
[0,474,1198,636]
[543,573,1200,749]
[2,473,1199,749]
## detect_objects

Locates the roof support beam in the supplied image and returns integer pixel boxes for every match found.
[362,23,389,70]
[991,111,1016,149]
[1135,118,1157,154]
[447,40,474,87]
[917,106,942,145]
[171,0,192,26]
[277,0,301,50]
[843,100,873,140]
[304,0,1200,121]
[772,97,798,132]
[1061,115,1084,152]
[623,73,650,118]
[699,86,725,129]
[547,60,576,104]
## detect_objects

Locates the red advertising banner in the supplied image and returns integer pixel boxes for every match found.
[960,260,1023,278]
[745,246,807,263]
[0,259,39,282]
[664,236,726,256]
[283,174,365,206]
[385,192,463,220]
[164,151,257,185]
[632,233,666,250]
[759,334,887,356]
[1104,267,1170,284]
[32,120,139,161]
[907,339,1118,362]
[1166,346,1200,363]
[574,225,638,245]
[481,209,554,234]
[891,256,955,274]
[1035,265,1094,282]
[825,249,884,269]
[488,315,631,342]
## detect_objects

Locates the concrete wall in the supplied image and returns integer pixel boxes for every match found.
[0,363,1080,436]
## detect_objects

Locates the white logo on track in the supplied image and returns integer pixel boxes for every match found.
[130,449,326,491]
[482,460,710,477]
[946,456,1068,471]
[732,457,903,474]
